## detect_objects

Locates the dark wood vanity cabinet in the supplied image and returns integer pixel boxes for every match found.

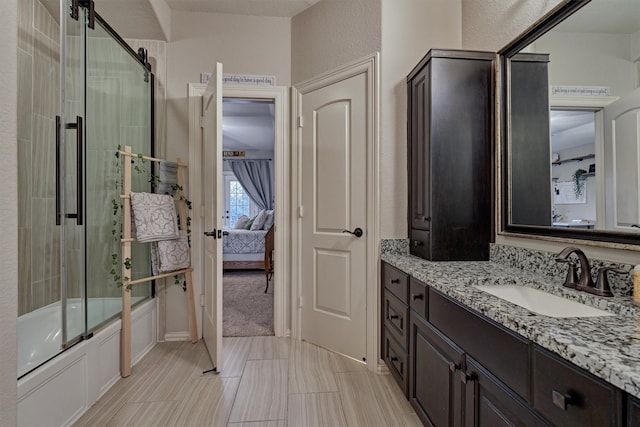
[407,49,493,261]
[380,261,631,427]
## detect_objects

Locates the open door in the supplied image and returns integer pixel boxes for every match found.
[604,88,640,231]
[202,63,224,371]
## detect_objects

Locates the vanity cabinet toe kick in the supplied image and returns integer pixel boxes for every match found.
[381,261,633,427]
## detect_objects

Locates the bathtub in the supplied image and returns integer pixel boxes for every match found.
[17,297,157,427]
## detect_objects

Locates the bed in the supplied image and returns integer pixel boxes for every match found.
[222,228,268,270]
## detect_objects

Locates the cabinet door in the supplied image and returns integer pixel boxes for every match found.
[464,357,549,427]
[410,312,464,427]
[409,64,431,231]
[629,395,640,427]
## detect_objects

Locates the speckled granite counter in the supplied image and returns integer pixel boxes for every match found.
[381,252,640,399]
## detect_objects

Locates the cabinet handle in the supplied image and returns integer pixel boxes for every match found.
[460,371,477,384]
[389,314,399,320]
[390,278,400,284]
[413,240,424,247]
[552,390,573,410]
[422,216,431,222]
[411,293,424,301]
[449,362,460,372]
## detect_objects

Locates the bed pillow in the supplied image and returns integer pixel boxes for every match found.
[250,209,268,231]
[244,216,256,230]
[263,210,275,230]
[234,215,249,229]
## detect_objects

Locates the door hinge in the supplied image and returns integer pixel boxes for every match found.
[297,116,304,128]
[200,205,205,218]
[298,206,304,217]
[199,294,204,307]
[199,116,205,128]
[298,295,303,308]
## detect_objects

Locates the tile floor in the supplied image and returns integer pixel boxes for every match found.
[73,337,421,426]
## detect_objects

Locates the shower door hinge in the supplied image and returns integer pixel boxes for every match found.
[79,0,95,29]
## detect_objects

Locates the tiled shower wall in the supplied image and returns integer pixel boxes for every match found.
[17,0,168,315]
[17,0,62,315]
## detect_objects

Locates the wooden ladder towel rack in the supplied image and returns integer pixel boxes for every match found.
[119,145,198,378]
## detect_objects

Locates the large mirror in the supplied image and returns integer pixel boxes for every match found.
[501,0,640,245]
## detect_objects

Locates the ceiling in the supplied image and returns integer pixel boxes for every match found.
[550,110,595,152]
[43,0,319,41]
[165,0,320,17]
[223,99,275,152]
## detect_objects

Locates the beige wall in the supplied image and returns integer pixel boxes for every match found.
[291,0,381,84]
[461,0,563,51]
[380,0,462,238]
[1,0,18,423]
[165,10,291,334]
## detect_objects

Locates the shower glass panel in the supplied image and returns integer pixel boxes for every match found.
[85,15,153,333]
[16,0,153,379]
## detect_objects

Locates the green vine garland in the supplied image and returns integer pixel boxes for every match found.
[572,168,587,199]
[110,145,192,291]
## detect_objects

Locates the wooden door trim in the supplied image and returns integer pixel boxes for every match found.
[188,83,290,339]
[291,52,381,369]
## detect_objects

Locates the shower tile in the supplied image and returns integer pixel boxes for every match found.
[18,228,32,316]
[32,36,59,118]
[18,138,32,228]
[31,276,60,312]
[18,0,34,54]
[65,249,83,299]
[17,49,33,141]
[33,0,58,43]
[31,115,56,198]
[31,198,60,283]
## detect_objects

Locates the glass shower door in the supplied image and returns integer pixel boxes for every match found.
[60,0,87,349]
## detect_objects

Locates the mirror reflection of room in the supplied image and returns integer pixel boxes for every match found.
[550,109,596,229]
[507,0,640,235]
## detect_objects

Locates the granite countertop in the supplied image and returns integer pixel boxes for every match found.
[381,253,640,399]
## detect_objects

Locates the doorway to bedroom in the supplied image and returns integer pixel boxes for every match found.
[222,98,275,337]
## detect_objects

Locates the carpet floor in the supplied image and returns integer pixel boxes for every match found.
[223,270,274,337]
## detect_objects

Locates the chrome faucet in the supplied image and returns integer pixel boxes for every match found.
[555,247,625,297]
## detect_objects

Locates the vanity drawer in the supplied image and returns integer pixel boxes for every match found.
[384,290,409,349]
[533,346,623,427]
[384,330,408,397]
[382,261,409,303]
[428,288,530,401]
[409,229,430,260]
[409,277,428,319]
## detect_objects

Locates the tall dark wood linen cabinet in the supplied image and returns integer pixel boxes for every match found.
[407,49,494,261]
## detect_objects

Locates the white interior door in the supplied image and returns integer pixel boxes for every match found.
[202,63,224,370]
[300,72,368,362]
[604,88,640,231]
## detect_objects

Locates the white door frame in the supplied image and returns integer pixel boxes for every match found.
[291,53,380,368]
[189,83,290,337]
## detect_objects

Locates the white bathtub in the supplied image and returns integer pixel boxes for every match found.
[17,297,157,427]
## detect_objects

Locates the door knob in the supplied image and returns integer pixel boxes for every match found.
[204,229,222,239]
[342,227,364,238]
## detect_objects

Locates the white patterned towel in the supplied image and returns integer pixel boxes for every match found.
[130,192,180,243]
[151,231,190,274]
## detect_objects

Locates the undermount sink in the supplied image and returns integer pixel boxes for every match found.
[473,285,615,318]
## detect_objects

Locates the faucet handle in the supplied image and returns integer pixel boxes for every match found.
[558,260,579,289]
[594,266,627,297]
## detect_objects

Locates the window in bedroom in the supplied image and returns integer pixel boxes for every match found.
[223,171,258,227]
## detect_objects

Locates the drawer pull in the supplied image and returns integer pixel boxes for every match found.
[552,390,573,410]
[449,362,460,372]
[389,314,399,320]
[411,293,424,301]
[413,240,424,247]
[390,278,400,284]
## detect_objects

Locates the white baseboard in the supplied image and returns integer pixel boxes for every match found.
[164,331,191,341]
